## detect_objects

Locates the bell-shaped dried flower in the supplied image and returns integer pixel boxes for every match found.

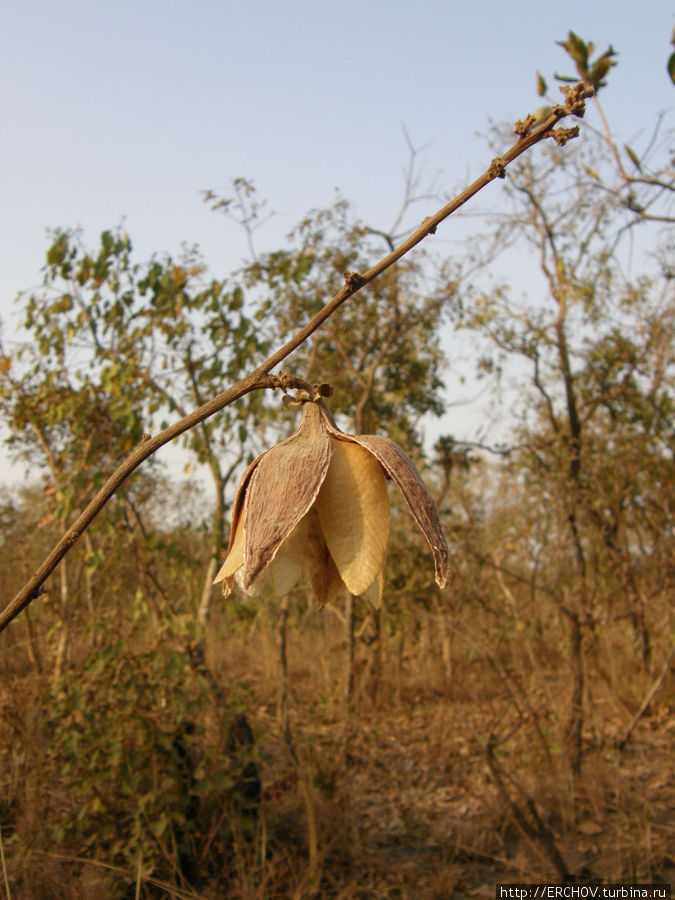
[214,398,449,607]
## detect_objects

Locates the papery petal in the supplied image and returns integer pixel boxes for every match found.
[213,514,245,585]
[240,401,332,590]
[310,552,345,608]
[315,437,390,596]
[265,508,318,597]
[236,506,345,604]
[311,557,345,609]
[339,433,450,589]
[363,568,385,608]
[214,452,264,595]
[298,506,346,608]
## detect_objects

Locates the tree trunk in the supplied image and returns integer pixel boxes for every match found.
[197,556,218,629]
[367,605,383,704]
[53,557,70,680]
[343,592,356,704]
[23,608,42,673]
[82,531,97,649]
[277,594,291,728]
[564,606,584,777]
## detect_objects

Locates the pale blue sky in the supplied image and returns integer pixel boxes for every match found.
[1,0,673,483]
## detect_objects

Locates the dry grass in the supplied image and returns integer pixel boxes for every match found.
[1,593,673,899]
[203,600,674,896]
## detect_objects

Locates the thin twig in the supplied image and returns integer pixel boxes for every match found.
[30,849,208,899]
[486,736,571,881]
[618,644,675,752]
[0,84,592,633]
[0,824,11,900]
[134,853,142,900]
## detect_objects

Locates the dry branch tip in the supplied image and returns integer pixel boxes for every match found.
[560,80,594,116]
[514,81,594,142]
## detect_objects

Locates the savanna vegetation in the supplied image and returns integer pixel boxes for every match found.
[0,35,673,899]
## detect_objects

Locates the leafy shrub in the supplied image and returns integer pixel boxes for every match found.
[44,609,260,885]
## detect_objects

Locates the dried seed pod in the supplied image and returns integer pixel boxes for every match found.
[215,397,450,606]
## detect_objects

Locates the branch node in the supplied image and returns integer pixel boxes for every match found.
[551,126,580,147]
[421,216,437,235]
[560,81,594,118]
[343,271,365,291]
[141,432,152,442]
[488,157,507,179]
[273,372,298,392]
[514,115,535,137]
[277,375,334,406]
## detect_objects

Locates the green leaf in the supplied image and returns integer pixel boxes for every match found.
[46,233,69,267]
[556,31,589,75]
[589,57,610,88]
[668,51,675,85]
[536,71,548,96]
[231,285,244,310]
[624,145,642,172]
[588,48,617,89]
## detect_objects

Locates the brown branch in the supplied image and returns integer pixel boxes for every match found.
[0,85,592,633]
[486,735,571,881]
[618,643,675,752]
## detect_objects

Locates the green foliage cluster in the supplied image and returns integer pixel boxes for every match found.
[44,605,260,885]
[554,31,618,92]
